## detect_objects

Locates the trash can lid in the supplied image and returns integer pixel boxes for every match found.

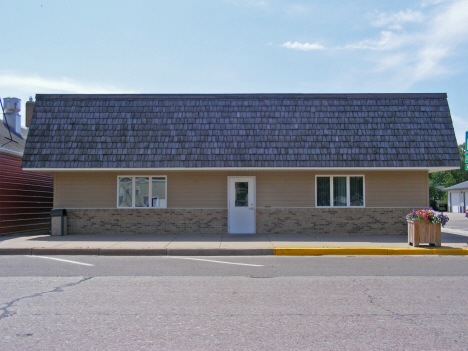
[51,209,67,217]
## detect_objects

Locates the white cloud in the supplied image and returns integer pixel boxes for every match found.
[282,31,408,53]
[344,31,409,51]
[410,0,468,83]
[282,41,325,51]
[273,1,467,89]
[338,0,468,86]
[420,0,450,8]
[371,9,424,29]
[0,73,133,94]
[280,0,468,88]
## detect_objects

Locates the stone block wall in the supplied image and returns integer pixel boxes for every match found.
[65,208,410,235]
[256,208,410,235]
[66,209,228,235]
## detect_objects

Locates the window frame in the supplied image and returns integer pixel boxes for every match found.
[117,175,167,209]
[315,175,365,208]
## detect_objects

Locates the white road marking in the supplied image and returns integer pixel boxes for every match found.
[26,256,94,266]
[170,257,264,267]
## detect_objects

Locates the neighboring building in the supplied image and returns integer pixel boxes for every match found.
[0,97,53,235]
[22,93,460,235]
[444,181,468,213]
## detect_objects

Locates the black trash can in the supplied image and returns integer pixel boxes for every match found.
[51,209,67,236]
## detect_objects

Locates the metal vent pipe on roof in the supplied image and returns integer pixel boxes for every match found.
[3,97,21,113]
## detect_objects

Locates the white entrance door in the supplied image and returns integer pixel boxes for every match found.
[228,177,256,234]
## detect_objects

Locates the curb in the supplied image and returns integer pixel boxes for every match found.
[1,247,468,256]
[166,248,274,256]
[0,248,274,256]
[98,249,167,256]
[0,248,33,255]
[32,248,100,255]
[273,247,468,255]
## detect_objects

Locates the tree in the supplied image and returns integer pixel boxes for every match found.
[429,143,468,208]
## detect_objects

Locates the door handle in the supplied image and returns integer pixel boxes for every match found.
[248,207,254,210]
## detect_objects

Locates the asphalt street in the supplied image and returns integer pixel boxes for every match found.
[1,255,468,350]
[446,217,468,231]
[1,255,468,277]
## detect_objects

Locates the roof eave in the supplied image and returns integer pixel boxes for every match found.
[22,166,458,172]
[0,148,23,157]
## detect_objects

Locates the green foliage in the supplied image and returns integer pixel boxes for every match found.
[429,182,446,200]
[429,143,468,207]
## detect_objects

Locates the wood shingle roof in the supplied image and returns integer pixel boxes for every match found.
[22,93,460,169]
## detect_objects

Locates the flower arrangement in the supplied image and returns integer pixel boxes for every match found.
[405,208,449,227]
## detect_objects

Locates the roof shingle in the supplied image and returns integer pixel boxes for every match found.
[22,93,460,169]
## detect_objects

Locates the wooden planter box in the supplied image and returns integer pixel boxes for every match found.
[407,219,441,247]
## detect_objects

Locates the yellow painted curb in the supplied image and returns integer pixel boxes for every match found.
[387,248,468,255]
[273,247,468,256]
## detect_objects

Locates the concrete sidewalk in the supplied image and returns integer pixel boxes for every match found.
[1,212,467,256]
[1,230,468,256]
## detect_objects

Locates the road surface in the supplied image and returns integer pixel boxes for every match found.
[1,255,468,350]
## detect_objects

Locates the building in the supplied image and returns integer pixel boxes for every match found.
[21,93,460,235]
[0,97,53,235]
[444,181,468,213]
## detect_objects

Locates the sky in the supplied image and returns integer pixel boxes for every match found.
[1,0,468,144]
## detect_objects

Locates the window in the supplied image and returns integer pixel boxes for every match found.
[118,176,167,208]
[316,176,364,207]
[235,182,249,207]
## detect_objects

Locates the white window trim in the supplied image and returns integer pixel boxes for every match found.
[315,175,365,208]
[117,175,167,209]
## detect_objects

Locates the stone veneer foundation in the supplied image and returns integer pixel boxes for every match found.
[65,208,409,235]
[256,208,409,235]
[66,209,228,235]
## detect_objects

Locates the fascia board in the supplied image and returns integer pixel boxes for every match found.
[22,166,458,172]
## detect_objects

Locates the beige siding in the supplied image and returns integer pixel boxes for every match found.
[168,172,226,208]
[54,170,429,209]
[365,171,428,207]
[256,172,313,208]
[54,172,117,208]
